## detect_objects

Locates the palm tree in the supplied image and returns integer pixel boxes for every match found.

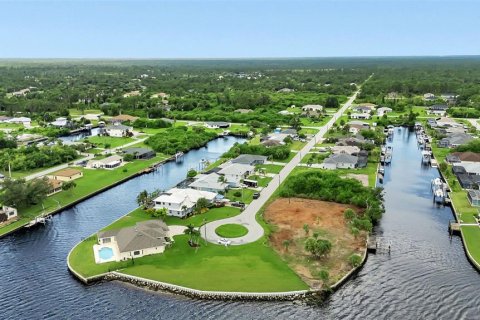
[282,239,291,252]
[136,190,149,209]
[184,224,196,245]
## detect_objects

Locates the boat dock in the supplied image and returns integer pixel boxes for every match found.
[367,236,391,254]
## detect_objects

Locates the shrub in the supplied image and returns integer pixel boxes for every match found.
[348,254,363,267]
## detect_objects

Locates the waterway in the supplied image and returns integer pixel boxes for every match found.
[58,127,101,143]
[1,128,480,319]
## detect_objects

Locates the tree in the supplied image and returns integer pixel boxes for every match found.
[123,153,134,162]
[195,197,210,214]
[187,169,197,178]
[152,207,168,219]
[62,180,77,194]
[303,223,310,235]
[282,239,291,252]
[325,96,339,109]
[304,238,332,258]
[184,224,200,245]
[0,177,50,208]
[348,254,362,267]
[350,226,360,239]
[136,190,149,209]
[343,208,356,221]
[318,269,329,283]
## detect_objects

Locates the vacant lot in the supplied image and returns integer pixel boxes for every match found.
[264,198,366,288]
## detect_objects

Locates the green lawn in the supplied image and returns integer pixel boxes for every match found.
[275,152,297,163]
[300,116,330,127]
[450,192,478,223]
[85,136,135,149]
[69,108,102,116]
[163,206,241,227]
[256,164,284,174]
[289,140,307,151]
[215,224,248,238]
[226,188,256,204]
[461,226,480,269]
[298,128,320,135]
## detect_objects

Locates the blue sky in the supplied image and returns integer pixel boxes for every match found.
[0,0,478,58]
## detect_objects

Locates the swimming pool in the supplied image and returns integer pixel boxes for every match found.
[98,247,114,260]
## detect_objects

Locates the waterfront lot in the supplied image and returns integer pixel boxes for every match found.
[85,136,135,149]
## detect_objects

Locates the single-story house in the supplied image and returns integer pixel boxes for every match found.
[122,147,156,160]
[348,121,370,135]
[204,121,230,129]
[218,163,255,187]
[153,188,217,217]
[321,153,358,170]
[47,168,83,181]
[86,155,123,169]
[188,173,228,193]
[231,154,267,166]
[281,128,298,136]
[435,117,461,128]
[449,152,480,163]
[427,118,437,127]
[262,139,283,147]
[47,179,63,196]
[16,133,45,145]
[266,133,290,144]
[468,190,480,206]
[109,114,139,123]
[122,91,141,98]
[377,107,393,117]
[104,124,133,137]
[331,145,360,155]
[0,206,18,223]
[441,93,458,104]
[456,174,476,189]
[50,117,68,127]
[8,117,31,127]
[302,105,323,112]
[352,105,375,114]
[424,93,436,101]
[278,110,293,116]
[96,220,170,263]
[452,165,466,175]
[438,133,473,148]
[350,113,371,120]
[456,162,480,176]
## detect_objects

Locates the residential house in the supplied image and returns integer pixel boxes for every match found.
[438,133,473,148]
[428,105,449,116]
[424,93,436,101]
[321,153,358,170]
[204,121,230,129]
[377,107,392,117]
[352,104,375,114]
[47,168,83,182]
[0,206,18,223]
[234,109,253,114]
[15,133,45,145]
[122,147,156,160]
[96,220,170,263]
[48,179,63,196]
[8,117,31,127]
[441,93,458,104]
[468,190,480,207]
[278,110,293,116]
[0,116,11,122]
[122,90,141,98]
[262,139,283,147]
[348,121,370,135]
[153,188,217,217]
[281,128,298,136]
[218,163,255,187]
[452,165,466,175]
[456,162,480,176]
[331,145,360,155]
[109,114,139,124]
[350,113,371,120]
[188,173,228,193]
[104,124,133,137]
[277,88,295,93]
[427,118,437,127]
[231,154,267,166]
[385,92,400,100]
[302,105,323,112]
[86,155,123,169]
[449,152,480,163]
[50,117,69,127]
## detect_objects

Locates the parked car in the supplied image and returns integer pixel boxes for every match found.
[218,238,231,246]
[252,192,260,199]
[231,201,245,208]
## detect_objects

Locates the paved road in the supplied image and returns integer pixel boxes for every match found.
[24,153,95,181]
[200,84,367,245]
[468,119,480,131]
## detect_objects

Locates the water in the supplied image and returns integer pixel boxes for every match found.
[1,129,480,319]
[98,247,113,260]
[58,127,101,143]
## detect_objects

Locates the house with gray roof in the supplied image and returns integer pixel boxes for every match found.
[95,220,170,263]
[231,154,267,166]
[122,147,156,159]
[188,173,228,193]
[438,133,473,148]
[104,123,133,137]
[321,153,358,170]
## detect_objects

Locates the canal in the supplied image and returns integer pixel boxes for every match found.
[1,128,480,319]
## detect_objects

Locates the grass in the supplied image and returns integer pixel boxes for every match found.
[163,206,241,227]
[450,191,478,224]
[226,188,256,204]
[69,108,102,116]
[300,116,330,127]
[274,152,297,163]
[256,164,284,174]
[289,141,307,151]
[461,226,480,268]
[215,224,249,238]
[85,136,135,149]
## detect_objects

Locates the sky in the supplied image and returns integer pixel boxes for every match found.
[0,0,479,58]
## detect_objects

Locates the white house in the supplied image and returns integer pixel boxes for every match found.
[424,93,436,101]
[302,105,323,112]
[86,155,123,169]
[104,124,133,137]
[331,145,360,155]
[218,163,255,187]
[435,117,461,128]
[188,173,228,193]
[350,113,371,120]
[348,121,370,135]
[377,107,392,117]
[50,117,68,127]
[204,121,230,129]
[321,154,358,170]
[95,220,170,263]
[8,117,31,127]
[0,206,18,223]
[153,188,217,217]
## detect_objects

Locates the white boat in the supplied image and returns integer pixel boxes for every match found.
[379,167,385,174]
[434,188,444,203]
[175,152,184,162]
[25,216,51,228]
[430,159,438,168]
[422,151,431,164]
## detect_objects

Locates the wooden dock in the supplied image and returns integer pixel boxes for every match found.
[449,221,461,235]
[367,236,391,254]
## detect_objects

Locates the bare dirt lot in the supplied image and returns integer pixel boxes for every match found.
[264,197,366,289]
